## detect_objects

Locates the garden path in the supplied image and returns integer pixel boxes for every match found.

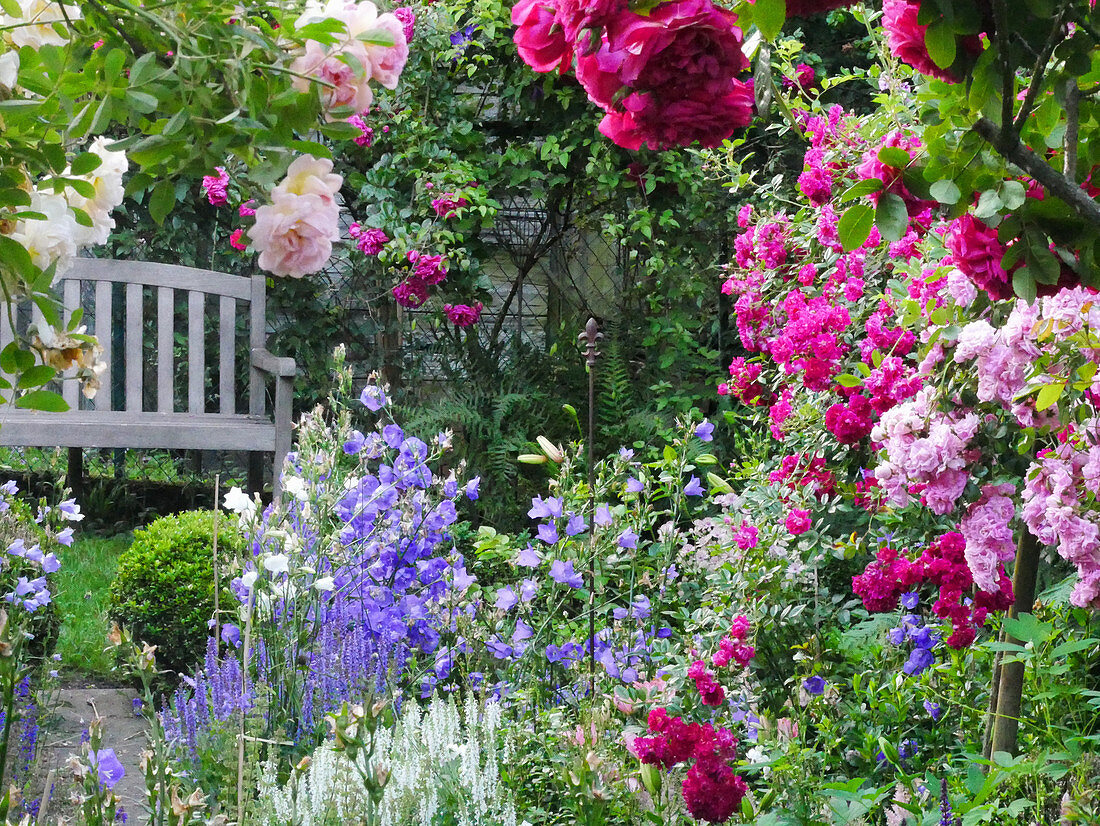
[38,685,148,821]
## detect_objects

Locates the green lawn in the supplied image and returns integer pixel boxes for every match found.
[54,532,132,678]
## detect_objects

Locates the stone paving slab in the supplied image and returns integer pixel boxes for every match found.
[36,686,149,822]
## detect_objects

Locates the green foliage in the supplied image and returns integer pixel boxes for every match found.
[108,510,243,677]
[54,532,130,677]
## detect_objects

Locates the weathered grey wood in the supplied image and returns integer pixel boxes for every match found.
[219,296,234,415]
[94,280,111,411]
[0,305,13,352]
[0,410,277,451]
[62,280,80,409]
[249,274,265,417]
[157,287,173,413]
[3,260,295,498]
[67,259,251,300]
[125,283,143,412]
[188,291,204,414]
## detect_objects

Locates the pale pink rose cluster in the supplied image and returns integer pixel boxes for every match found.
[1022,428,1100,609]
[291,0,409,122]
[247,155,342,278]
[871,387,980,515]
[959,483,1017,592]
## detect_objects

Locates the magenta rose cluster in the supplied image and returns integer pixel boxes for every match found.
[511,0,754,150]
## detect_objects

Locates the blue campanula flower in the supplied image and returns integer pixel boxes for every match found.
[565,513,587,536]
[683,475,704,496]
[516,545,542,567]
[360,384,387,411]
[594,504,612,526]
[343,430,366,455]
[617,528,638,549]
[549,559,583,588]
[537,522,559,545]
[464,477,480,500]
[903,647,935,676]
[520,578,539,601]
[528,495,564,520]
[695,421,715,442]
[626,477,644,493]
[803,676,826,695]
[495,587,518,611]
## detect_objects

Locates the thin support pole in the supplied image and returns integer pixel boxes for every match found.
[578,318,601,699]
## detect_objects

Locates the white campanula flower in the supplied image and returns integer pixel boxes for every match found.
[282,475,309,501]
[263,554,290,575]
[313,576,335,592]
[223,486,257,517]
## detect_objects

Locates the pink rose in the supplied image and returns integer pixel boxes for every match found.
[393,7,416,42]
[599,82,753,150]
[393,276,429,307]
[444,302,483,326]
[512,0,573,74]
[202,167,230,206]
[946,214,1014,301]
[291,39,375,121]
[363,14,409,89]
[554,0,628,42]
[785,509,811,535]
[273,154,343,208]
[609,0,749,100]
[229,228,247,251]
[881,0,981,83]
[249,192,340,278]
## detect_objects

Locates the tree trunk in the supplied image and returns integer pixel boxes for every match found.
[989,530,1041,756]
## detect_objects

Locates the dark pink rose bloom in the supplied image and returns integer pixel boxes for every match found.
[394,7,416,42]
[882,0,981,83]
[609,0,749,100]
[392,276,429,308]
[946,214,1013,301]
[599,81,753,150]
[407,250,448,285]
[202,167,230,206]
[444,302,483,326]
[574,42,626,108]
[512,0,574,73]
[431,193,469,218]
[554,0,628,44]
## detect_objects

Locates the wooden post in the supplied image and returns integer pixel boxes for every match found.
[989,530,1041,756]
[65,447,83,503]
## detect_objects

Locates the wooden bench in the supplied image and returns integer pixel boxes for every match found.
[0,259,295,497]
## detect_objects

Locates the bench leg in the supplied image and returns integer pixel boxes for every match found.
[66,447,83,503]
[247,452,264,497]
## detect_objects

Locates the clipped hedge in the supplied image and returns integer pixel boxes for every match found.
[108,510,244,677]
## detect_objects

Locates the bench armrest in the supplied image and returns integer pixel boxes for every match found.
[251,347,296,378]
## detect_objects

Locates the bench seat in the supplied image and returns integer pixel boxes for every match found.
[0,411,277,452]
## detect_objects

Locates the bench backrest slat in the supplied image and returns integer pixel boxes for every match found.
[124,283,142,411]
[157,287,173,413]
[70,259,252,300]
[94,280,112,411]
[219,296,235,415]
[249,274,265,417]
[62,280,80,409]
[0,305,12,352]
[188,290,205,414]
